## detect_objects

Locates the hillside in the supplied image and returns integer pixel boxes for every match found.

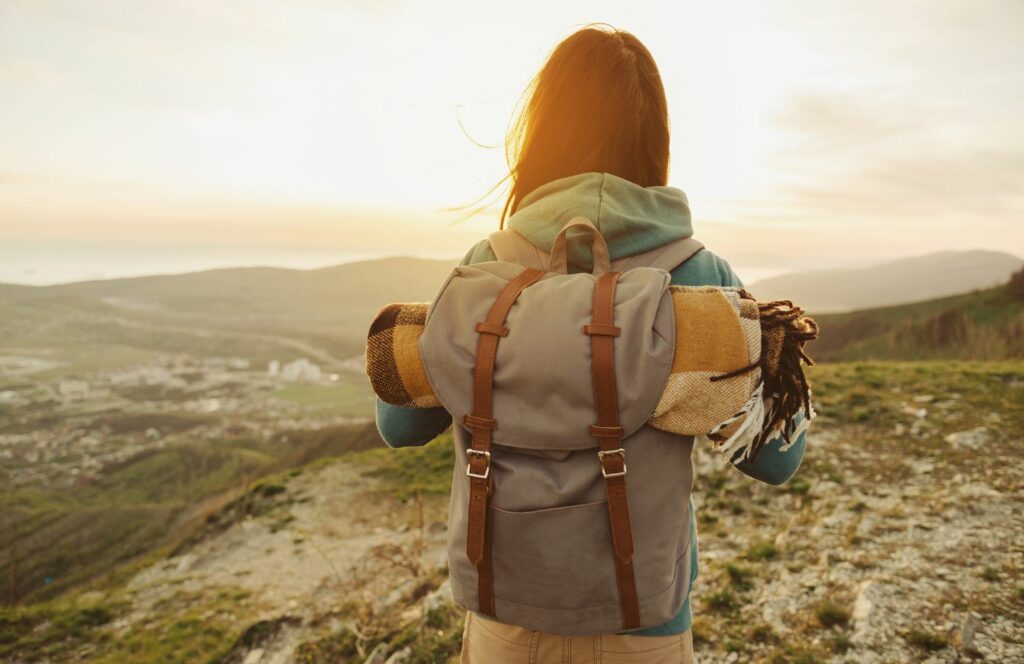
[749,250,1022,313]
[0,256,457,370]
[810,277,1024,362]
[2,362,1021,663]
[0,423,386,607]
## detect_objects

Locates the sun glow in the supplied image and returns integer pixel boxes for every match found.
[2,0,1022,283]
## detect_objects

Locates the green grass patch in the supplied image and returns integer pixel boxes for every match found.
[0,602,114,659]
[814,601,850,628]
[354,434,455,500]
[905,628,948,651]
[706,588,739,614]
[725,563,754,591]
[744,542,780,562]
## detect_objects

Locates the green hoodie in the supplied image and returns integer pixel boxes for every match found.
[375,172,808,636]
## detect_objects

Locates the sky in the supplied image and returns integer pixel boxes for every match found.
[1,0,1022,284]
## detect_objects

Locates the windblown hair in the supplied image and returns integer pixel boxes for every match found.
[498,25,671,227]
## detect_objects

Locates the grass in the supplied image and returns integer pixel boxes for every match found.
[980,566,1000,582]
[353,434,455,500]
[0,602,114,659]
[706,588,739,614]
[812,283,1024,362]
[725,563,754,591]
[1,422,384,605]
[744,542,780,562]
[814,601,851,628]
[267,376,374,418]
[905,628,949,651]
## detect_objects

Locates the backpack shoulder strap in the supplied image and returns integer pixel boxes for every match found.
[487,229,550,271]
[610,237,705,273]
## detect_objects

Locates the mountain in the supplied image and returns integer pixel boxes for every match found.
[809,273,1024,362]
[0,256,457,366]
[748,250,1022,313]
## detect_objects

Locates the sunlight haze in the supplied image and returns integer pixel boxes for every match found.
[1,0,1022,283]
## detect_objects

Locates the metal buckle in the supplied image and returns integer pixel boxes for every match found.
[466,449,491,479]
[598,448,627,478]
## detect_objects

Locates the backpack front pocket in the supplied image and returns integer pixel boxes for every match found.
[489,499,619,611]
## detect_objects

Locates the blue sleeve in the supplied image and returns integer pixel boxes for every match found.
[732,415,808,485]
[670,249,808,486]
[375,399,451,448]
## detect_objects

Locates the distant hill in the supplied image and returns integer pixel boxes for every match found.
[810,272,1024,362]
[749,250,1022,313]
[0,256,457,367]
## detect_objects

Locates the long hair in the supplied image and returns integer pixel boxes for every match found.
[498,25,670,228]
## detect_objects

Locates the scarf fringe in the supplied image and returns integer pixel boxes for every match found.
[707,296,819,463]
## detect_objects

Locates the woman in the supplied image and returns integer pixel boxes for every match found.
[376,25,807,664]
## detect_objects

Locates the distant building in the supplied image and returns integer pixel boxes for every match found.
[280,358,322,383]
[268,360,280,377]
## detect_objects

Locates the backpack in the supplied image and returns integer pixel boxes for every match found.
[418,217,704,635]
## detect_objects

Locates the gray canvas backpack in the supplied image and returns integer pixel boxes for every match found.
[418,217,704,636]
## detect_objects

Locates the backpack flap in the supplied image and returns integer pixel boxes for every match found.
[419,261,675,451]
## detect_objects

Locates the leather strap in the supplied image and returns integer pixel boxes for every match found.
[585,271,641,630]
[464,266,545,617]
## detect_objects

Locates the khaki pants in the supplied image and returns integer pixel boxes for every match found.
[460,611,696,664]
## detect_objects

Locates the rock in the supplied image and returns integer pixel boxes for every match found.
[851,580,877,638]
[385,647,413,664]
[958,613,981,655]
[424,578,453,614]
[944,427,990,449]
[174,553,196,573]
[363,642,390,664]
[957,483,1001,499]
[810,480,841,497]
[242,650,265,664]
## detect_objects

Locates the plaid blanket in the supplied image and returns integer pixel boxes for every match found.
[366,286,817,461]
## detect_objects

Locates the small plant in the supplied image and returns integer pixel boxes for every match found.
[725,563,754,591]
[815,601,850,628]
[830,634,852,653]
[980,566,1000,582]
[253,482,286,497]
[905,628,948,651]
[706,588,739,614]
[749,623,778,644]
[786,477,811,494]
[745,542,779,561]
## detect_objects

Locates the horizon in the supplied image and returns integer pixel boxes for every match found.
[2,244,1019,289]
[2,1,1023,283]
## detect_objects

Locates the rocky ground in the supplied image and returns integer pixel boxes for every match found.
[3,362,1022,663]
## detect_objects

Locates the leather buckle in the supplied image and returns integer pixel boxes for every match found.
[598,448,627,478]
[466,449,491,479]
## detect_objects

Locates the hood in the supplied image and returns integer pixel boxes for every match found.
[507,172,693,272]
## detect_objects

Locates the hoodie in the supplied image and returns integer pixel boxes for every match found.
[375,172,808,636]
